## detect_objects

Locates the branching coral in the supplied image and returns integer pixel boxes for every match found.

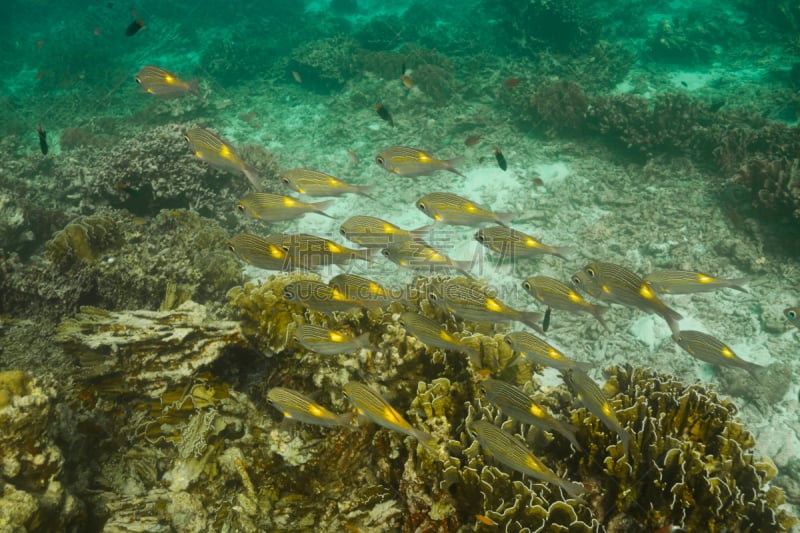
[734,157,800,219]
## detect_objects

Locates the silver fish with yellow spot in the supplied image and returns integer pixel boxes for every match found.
[785,307,800,330]
[672,330,763,379]
[343,381,437,452]
[283,280,362,314]
[416,192,512,227]
[267,387,352,428]
[427,278,543,333]
[281,168,375,199]
[504,331,592,371]
[522,276,609,331]
[235,193,334,222]
[135,65,201,99]
[571,262,682,334]
[398,311,481,368]
[475,226,573,260]
[293,324,371,355]
[227,233,291,271]
[375,146,467,178]
[271,233,371,269]
[478,379,582,451]
[339,215,431,248]
[329,273,397,310]
[382,239,473,277]
[644,269,749,294]
[468,420,585,498]
[562,369,631,456]
[184,128,259,189]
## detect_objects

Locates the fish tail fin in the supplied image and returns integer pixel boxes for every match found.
[453,259,474,278]
[412,428,438,454]
[520,310,545,334]
[354,247,374,263]
[727,277,751,293]
[410,224,434,239]
[592,305,611,331]
[561,480,587,500]
[355,185,377,200]
[187,79,203,99]
[573,360,594,372]
[337,411,358,429]
[444,157,468,179]
[311,199,336,218]
[463,346,483,369]
[619,428,632,457]
[560,422,584,452]
[551,245,576,261]
[662,305,683,336]
[242,165,261,191]
[494,211,515,227]
[354,331,372,350]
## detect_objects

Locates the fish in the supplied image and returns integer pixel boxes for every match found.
[293,324,371,355]
[283,280,363,314]
[542,306,551,332]
[672,330,763,380]
[135,65,201,99]
[375,146,467,178]
[184,128,260,189]
[267,387,352,428]
[125,16,145,36]
[339,215,431,248]
[494,146,507,171]
[382,239,473,277]
[522,276,610,330]
[467,420,585,498]
[475,226,572,260]
[375,103,394,127]
[235,193,334,222]
[571,262,682,334]
[644,270,749,294]
[562,369,631,456]
[503,331,592,371]
[478,379,582,451]
[416,192,513,227]
[328,273,396,310]
[37,123,48,155]
[291,70,302,84]
[271,233,371,268]
[398,311,481,368]
[227,233,291,271]
[343,381,436,452]
[346,148,360,166]
[400,75,413,88]
[281,168,374,199]
[784,307,800,330]
[427,279,543,332]
[503,78,521,88]
[464,135,481,147]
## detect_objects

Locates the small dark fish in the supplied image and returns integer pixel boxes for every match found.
[494,146,507,171]
[125,10,145,36]
[503,78,521,88]
[708,100,725,112]
[464,135,481,147]
[542,306,551,332]
[37,123,48,155]
[680,81,688,88]
[401,61,406,76]
[375,103,394,128]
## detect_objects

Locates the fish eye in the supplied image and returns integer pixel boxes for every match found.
[281,177,289,184]
[381,248,390,257]
[339,228,347,236]
[236,203,245,213]
[571,275,581,286]
[134,76,142,85]
[478,385,487,395]
[427,292,438,302]
[227,244,236,253]
[417,202,426,211]
[398,319,406,327]
[789,310,798,319]
[183,135,190,143]
[376,156,384,165]
[504,336,513,346]
[475,232,484,242]
[522,281,531,291]
[586,268,595,278]
[283,288,295,300]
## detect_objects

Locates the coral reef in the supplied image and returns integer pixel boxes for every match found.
[528,80,590,135]
[646,17,716,65]
[289,36,359,92]
[735,157,800,220]
[44,213,122,270]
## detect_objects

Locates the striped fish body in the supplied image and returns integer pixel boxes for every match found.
[478,379,582,451]
[398,311,481,367]
[468,420,585,498]
[475,226,572,260]
[339,215,431,248]
[563,369,630,456]
[504,331,591,371]
[135,65,201,99]
[382,239,472,277]
[416,192,512,227]
[236,193,334,222]
[293,324,370,355]
[375,146,467,178]
[267,387,351,428]
[571,262,682,333]
[228,233,291,271]
[644,270,749,294]
[785,307,800,330]
[522,276,609,330]
[271,233,371,269]
[673,330,762,378]
[343,381,436,451]
[184,128,259,188]
[281,168,374,198]
[427,279,542,332]
[282,280,361,314]
[328,273,395,310]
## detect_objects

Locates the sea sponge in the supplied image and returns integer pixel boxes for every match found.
[44,213,121,270]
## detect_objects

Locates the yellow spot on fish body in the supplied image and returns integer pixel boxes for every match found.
[464,202,477,213]
[164,74,175,84]
[195,150,203,158]
[283,198,297,207]
[297,187,306,193]
[418,152,431,162]
[328,332,344,342]
[639,284,655,300]
[308,404,324,417]
[146,88,154,93]
[219,144,232,159]
[485,299,502,312]
[601,402,613,417]
[382,406,405,426]
[330,289,348,301]
[721,346,734,359]
[327,177,340,186]
[381,224,396,234]
[524,237,540,249]
[697,274,713,284]
[567,290,582,303]
[283,411,292,418]
[524,456,543,472]
[529,404,544,417]
[547,348,564,360]
[327,243,343,254]
[434,214,442,221]
[269,246,284,259]
[601,284,611,293]
[439,330,456,343]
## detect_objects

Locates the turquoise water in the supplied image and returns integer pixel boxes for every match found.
[1,1,799,531]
